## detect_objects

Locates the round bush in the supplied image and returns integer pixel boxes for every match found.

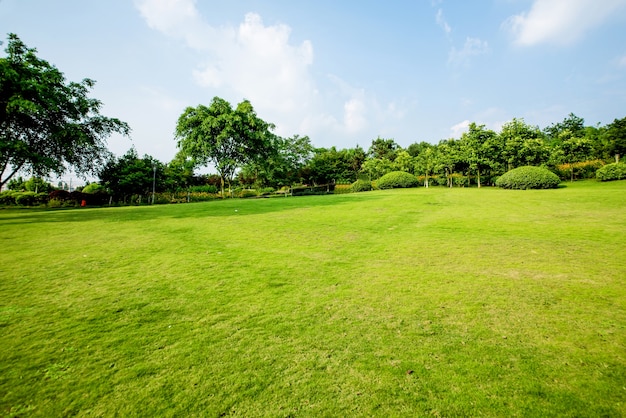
[350,179,372,192]
[376,171,420,189]
[596,163,626,182]
[495,166,561,190]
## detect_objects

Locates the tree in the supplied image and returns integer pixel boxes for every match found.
[544,113,586,142]
[604,117,626,163]
[175,97,274,196]
[499,118,545,170]
[0,34,130,189]
[368,137,399,161]
[460,122,498,187]
[240,134,313,188]
[558,130,594,181]
[98,148,163,203]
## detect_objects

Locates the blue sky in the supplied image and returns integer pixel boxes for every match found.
[2,0,626,167]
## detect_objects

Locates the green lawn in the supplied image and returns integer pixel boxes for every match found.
[1,181,625,417]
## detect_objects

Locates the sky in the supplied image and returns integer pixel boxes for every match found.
[1,0,626,173]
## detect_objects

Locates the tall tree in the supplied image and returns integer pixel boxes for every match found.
[0,34,130,189]
[499,118,545,170]
[175,97,274,196]
[604,117,626,163]
[460,122,498,187]
[368,137,399,161]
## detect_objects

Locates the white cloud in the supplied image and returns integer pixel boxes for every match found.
[504,0,626,46]
[448,37,489,66]
[450,120,470,138]
[436,9,451,35]
[134,0,399,146]
[619,54,626,68]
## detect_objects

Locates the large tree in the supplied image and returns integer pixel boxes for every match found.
[0,34,130,189]
[175,97,274,196]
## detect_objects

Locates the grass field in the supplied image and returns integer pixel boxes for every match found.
[1,181,625,417]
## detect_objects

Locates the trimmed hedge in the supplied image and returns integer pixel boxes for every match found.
[596,163,626,182]
[350,179,372,192]
[376,171,420,189]
[496,166,561,189]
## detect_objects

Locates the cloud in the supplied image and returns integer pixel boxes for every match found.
[504,0,626,46]
[450,120,470,138]
[436,9,451,35]
[619,54,626,68]
[134,0,397,146]
[448,37,489,66]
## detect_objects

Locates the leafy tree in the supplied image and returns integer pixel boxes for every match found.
[368,137,399,161]
[0,34,130,189]
[98,148,164,203]
[460,123,498,187]
[240,134,313,188]
[175,97,274,196]
[604,117,626,163]
[393,150,415,174]
[6,176,25,191]
[24,177,54,193]
[435,139,463,187]
[413,144,436,187]
[558,130,594,181]
[499,118,545,170]
[544,113,586,142]
[303,147,357,185]
[360,157,396,181]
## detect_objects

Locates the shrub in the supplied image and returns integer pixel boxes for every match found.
[350,179,372,192]
[376,171,420,189]
[334,184,352,194]
[239,189,257,198]
[14,191,48,206]
[495,166,561,189]
[189,185,219,194]
[596,163,626,182]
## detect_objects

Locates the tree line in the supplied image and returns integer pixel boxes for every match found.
[2,33,626,205]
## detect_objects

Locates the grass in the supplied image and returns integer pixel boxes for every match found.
[1,180,625,417]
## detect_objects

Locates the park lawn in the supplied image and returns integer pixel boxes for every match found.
[0,180,625,417]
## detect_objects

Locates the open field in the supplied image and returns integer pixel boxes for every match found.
[1,181,625,417]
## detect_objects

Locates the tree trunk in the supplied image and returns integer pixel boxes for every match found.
[616,154,620,163]
[477,169,481,188]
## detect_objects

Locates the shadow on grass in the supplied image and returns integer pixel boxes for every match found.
[0,192,384,225]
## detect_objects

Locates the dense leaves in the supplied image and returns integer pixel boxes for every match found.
[376,171,420,189]
[175,97,274,196]
[596,163,626,181]
[495,166,561,189]
[0,34,130,188]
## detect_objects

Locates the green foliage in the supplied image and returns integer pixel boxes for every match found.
[595,162,626,181]
[376,171,420,189]
[175,97,275,196]
[189,185,218,194]
[496,166,561,189]
[6,176,25,191]
[1,191,49,206]
[0,34,130,189]
[82,183,107,194]
[350,179,372,192]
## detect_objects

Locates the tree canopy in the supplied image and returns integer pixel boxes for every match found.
[175,97,275,196]
[0,34,130,189]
